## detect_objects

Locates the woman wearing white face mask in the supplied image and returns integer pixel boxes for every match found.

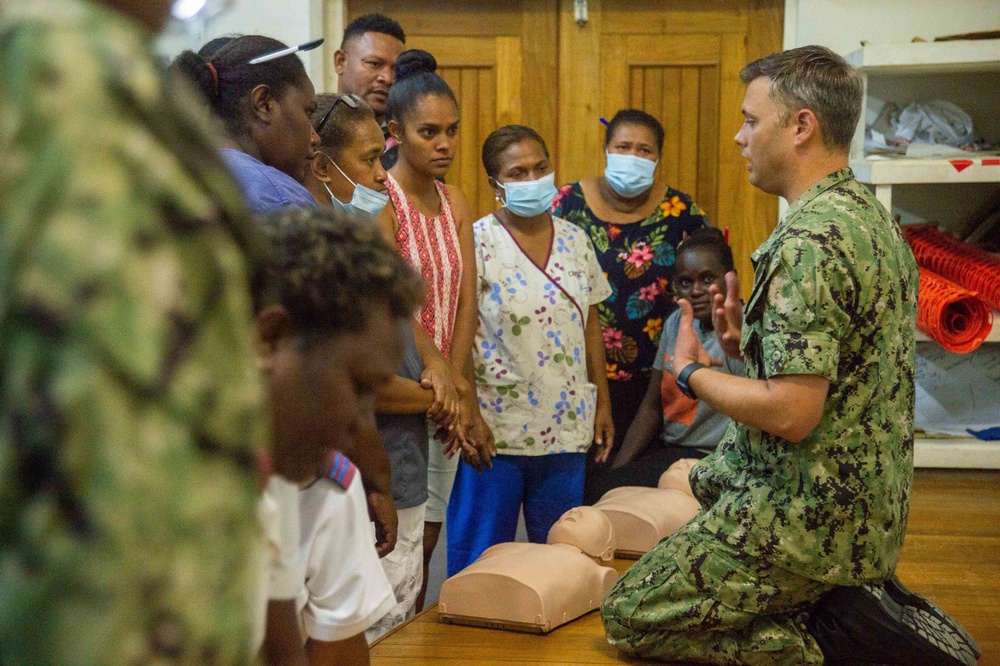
[446,125,615,577]
[550,109,711,505]
[305,92,469,639]
[305,93,391,221]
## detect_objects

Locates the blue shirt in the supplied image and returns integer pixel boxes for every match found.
[221,148,316,214]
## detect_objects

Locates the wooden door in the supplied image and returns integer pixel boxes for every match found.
[346,0,558,220]
[558,0,783,295]
[343,1,783,289]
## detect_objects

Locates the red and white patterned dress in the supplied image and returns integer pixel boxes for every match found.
[386,173,463,358]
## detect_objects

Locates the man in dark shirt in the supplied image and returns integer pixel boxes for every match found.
[333,12,405,169]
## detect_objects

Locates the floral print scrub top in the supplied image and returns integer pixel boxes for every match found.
[551,182,708,382]
[473,214,612,456]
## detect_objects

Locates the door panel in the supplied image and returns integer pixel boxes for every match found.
[348,1,557,221]
[562,0,782,296]
[608,37,722,218]
[343,0,782,292]
[413,35,521,218]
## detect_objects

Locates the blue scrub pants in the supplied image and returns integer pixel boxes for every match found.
[445,452,586,577]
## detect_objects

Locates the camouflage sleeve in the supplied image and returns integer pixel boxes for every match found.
[0,13,263,663]
[757,236,855,382]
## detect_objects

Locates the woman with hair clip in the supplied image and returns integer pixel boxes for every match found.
[171,35,320,213]
[447,124,614,576]
[173,37,329,664]
[380,48,495,611]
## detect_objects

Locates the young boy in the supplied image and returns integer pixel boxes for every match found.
[251,206,424,662]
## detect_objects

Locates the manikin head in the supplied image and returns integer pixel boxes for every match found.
[547,506,616,563]
[658,458,699,497]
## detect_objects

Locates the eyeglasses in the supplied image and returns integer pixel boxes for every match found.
[313,94,362,135]
[248,38,324,65]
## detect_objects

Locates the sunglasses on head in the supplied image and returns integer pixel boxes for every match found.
[314,94,363,135]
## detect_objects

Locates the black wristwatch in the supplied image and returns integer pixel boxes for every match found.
[676,362,707,400]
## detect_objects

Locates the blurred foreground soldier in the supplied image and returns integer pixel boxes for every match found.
[0,0,265,662]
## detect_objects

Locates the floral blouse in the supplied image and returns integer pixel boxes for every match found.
[551,182,709,383]
[473,214,612,456]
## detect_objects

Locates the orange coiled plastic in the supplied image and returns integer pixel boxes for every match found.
[916,267,993,353]
[903,224,1000,312]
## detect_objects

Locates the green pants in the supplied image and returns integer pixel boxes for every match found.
[601,519,833,665]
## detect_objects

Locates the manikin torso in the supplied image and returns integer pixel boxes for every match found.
[438,507,619,633]
[593,458,702,558]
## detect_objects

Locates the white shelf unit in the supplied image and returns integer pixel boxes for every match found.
[846,40,1000,470]
[914,436,1000,470]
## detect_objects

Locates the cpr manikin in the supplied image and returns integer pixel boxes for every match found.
[593,458,702,559]
[657,457,698,497]
[438,507,618,633]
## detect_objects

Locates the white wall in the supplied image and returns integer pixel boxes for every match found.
[156,0,337,91]
[785,0,1000,53]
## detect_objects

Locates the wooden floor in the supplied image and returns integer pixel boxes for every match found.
[370,469,1000,665]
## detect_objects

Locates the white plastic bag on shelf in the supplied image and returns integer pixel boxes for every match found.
[893,100,978,147]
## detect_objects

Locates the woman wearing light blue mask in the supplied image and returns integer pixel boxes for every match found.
[550,109,712,505]
[305,93,391,222]
[446,125,615,577]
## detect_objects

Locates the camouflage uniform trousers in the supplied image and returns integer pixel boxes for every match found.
[601,518,833,665]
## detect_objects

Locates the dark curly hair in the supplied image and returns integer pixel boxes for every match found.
[676,226,734,274]
[253,207,425,337]
[342,13,406,49]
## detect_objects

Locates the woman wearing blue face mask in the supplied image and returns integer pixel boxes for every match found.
[550,109,710,505]
[305,93,391,221]
[446,125,615,576]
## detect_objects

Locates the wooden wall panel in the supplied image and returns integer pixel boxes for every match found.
[678,67,701,197]
[716,30,752,284]
[557,0,603,184]
[521,0,560,155]
[660,67,681,189]
[476,67,498,217]
[346,1,557,221]
[348,0,523,36]
[343,0,782,291]
[697,65,720,220]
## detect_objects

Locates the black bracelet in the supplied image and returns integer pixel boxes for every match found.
[676,361,707,400]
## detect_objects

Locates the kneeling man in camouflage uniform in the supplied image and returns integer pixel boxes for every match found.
[601,46,919,664]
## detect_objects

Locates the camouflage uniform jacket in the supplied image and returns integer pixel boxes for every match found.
[0,0,266,662]
[690,168,919,586]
